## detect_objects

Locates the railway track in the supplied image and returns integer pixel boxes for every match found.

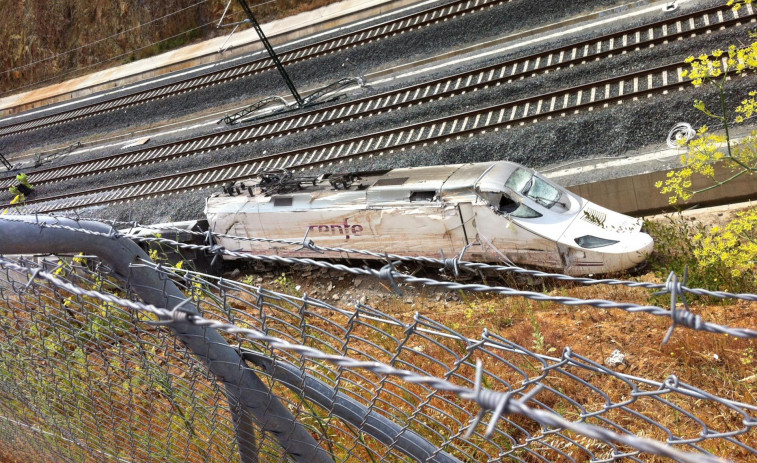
[0,0,513,138]
[7,58,715,213]
[3,2,754,193]
[1,1,750,141]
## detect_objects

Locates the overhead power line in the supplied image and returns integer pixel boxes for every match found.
[1,19,221,97]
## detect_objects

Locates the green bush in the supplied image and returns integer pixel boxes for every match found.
[645,213,757,294]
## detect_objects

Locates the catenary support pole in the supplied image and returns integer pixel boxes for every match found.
[0,152,12,171]
[235,0,304,107]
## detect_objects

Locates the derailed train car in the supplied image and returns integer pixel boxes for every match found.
[205,161,653,275]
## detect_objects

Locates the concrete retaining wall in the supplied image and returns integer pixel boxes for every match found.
[569,163,757,216]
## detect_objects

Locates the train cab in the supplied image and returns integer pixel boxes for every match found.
[472,162,653,274]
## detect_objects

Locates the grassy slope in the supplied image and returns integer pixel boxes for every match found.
[0,0,344,94]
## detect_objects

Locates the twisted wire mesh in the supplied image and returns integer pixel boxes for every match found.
[0,249,755,462]
[141,264,757,463]
[0,256,246,463]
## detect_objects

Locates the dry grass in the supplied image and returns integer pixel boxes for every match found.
[263,267,757,461]
[0,446,59,463]
[2,223,756,462]
[0,0,347,94]
[0,272,239,463]
[253,0,349,23]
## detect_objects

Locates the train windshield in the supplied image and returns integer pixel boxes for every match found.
[505,168,562,209]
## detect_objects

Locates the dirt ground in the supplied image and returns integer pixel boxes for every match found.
[254,261,756,379]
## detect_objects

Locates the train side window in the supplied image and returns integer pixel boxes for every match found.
[498,195,518,213]
[410,191,435,202]
[273,197,293,207]
[511,204,542,219]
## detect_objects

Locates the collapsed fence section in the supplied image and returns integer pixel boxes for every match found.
[0,216,756,462]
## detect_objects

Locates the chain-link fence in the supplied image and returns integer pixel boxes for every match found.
[0,215,756,462]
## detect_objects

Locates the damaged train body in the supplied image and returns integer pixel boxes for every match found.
[205,161,653,275]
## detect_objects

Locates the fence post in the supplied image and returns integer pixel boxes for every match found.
[0,216,333,463]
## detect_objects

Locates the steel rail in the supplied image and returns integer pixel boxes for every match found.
[0,0,514,138]
[6,61,706,213]
[5,3,754,191]
[0,1,750,140]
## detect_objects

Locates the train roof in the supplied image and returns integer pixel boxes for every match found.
[362,162,499,201]
[211,161,521,209]
[206,161,548,214]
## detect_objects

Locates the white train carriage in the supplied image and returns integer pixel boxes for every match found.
[205,161,653,275]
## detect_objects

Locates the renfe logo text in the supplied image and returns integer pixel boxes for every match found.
[308,218,364,240]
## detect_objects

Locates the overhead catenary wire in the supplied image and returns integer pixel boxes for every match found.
[1,1,211,78]
[1,18,236,97]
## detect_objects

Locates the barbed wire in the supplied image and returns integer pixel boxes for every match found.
[63,215,757,301]
[0,256,732,463]
[136,259,757,415]
[2,215,755,342]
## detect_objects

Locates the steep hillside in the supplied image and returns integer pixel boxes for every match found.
[0,0,340,95]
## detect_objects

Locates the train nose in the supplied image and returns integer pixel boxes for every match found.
[630,233,655,264]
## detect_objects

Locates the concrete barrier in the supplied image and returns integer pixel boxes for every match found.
[568,162,757,216]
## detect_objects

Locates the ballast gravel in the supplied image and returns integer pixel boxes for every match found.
[2,0,752,224]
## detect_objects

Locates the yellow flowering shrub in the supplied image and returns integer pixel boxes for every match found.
[656,40,757,203]
[653,1,757,291]
[727,0,754,10]
[693,209,757,280]
[655,126,757,203]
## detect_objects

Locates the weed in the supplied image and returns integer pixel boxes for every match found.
[741,347,754,366]
[461,294,503,327]
[0,262,233,461]
[275,272,302,297]
[645,213,757,294]
[653,23,757,294]
[529,311,546,353]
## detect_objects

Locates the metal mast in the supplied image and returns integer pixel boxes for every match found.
[235,0,304,107]
[0,153,12,171]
